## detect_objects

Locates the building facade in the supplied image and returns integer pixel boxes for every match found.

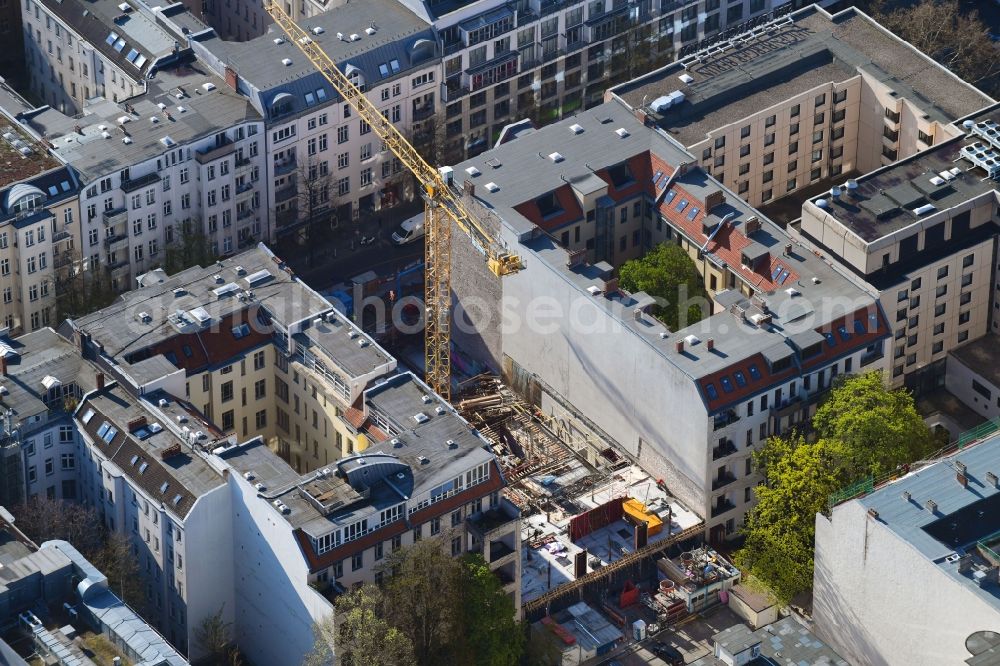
[447,101,889,541]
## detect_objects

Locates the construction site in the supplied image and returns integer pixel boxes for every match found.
[457,376,740,635]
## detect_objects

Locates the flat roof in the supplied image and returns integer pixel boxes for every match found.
[806,107,1000,244]
[221,372,496,538]
[199,0,435,117]
[71,246,378,375]
[26,59,260,182]
[0,328,95,424]
[950,334,1000,389]
[691,616,849,665]
[0,115,61,189]
[453,100,883,389]
[852,434,1000,613]
[613,6,993,147]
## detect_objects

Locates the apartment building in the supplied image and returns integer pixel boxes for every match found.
[945,334,1000,423]
[797,109,1000,393]
[23,0,190,114]
[0,512,189,665]
[193,0,439,233]
[0,327,95,507]
[57,245,514,659]
[814,432,1000,666]
[12,63,269,293]
[404,0,818,161]
[612,5,990,212]
[219,372,520,612]
[448,101,889,541]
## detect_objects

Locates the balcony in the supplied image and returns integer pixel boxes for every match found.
[712,471,737,491]
[771,396,803,420]
[488,540,515,564]
[237,207,257,222]
[195,139,236,164]
[412,105,435,121]
[710,498,736,518]
[712,439,738,461]
[120,172,161,193]
[102,207,127,224]
[860,346,885,368]
[713,410,739,431]
[236,157,252,168]
[467,500,519,540]
[275,186,296,204]
[104,232,128,248]
[53,251,75,270]
[273,159,297,176]
[52,229,72,243]
[236,181,254,195]
[106,256,129,270]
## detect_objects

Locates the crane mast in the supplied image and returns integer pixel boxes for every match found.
[264,2,522,401]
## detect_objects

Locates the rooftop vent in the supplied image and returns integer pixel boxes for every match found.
[548,151,564,163]
[684,334,700,345]
[678,73,694,84]
[160,136,175,147]
[413,413,429,424]
[435,405,446,415]
[447,439,457,449]
[312,26,325,35]
[902,491,911,501]
[816,198,828,209]
[350,33,360,41]
[569,123,584,134]
[391,437,402,447]
[914,203,936,216]
[273,37,285,45]
[586,285,602,296]
[614,128,629,138]
[465,166,480,177]
[243,471,255,481]
[255,482,266,491]
[421,394,432,403]
[122,137,132,144]
[101,131,111,139]
[176,106,187,113]
[987,471,998,488]
[201,82,216,92]
[485,182,499,192]
[282,58,293,66]
[366,26,376,36]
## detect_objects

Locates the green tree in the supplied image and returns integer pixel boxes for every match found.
[736,435,843,603]
[618,242,707,331]
[813,371,936,478]
[194,605,233,665]
[306,584,413,666]
[381,539,463,665]
[456,554,524,666]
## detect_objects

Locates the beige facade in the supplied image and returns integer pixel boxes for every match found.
[0,171,81,335]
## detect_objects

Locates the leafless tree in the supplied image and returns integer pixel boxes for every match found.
[295,160,338,267]
[870,0,1000,95]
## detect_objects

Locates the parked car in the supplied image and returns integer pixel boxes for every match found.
[651,642,685,666]
[391,213,424,245]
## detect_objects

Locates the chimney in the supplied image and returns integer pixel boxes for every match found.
[566,249,587,268]
[867,507,879,519]
[987,471,998,488]
[706,338,714,351]
[676,161,692,177]
[96,372,105,390]
[704,189,726,213]
[224,66,238,90]
[957,471,968,488]
[675,340,684,353]
[925,499,937,513]
[604,277,619,294]
[463,180,475,197]
[744,216,761,236]
[783,243,793,257]
[635,107,649,126]
[0,355,6,376]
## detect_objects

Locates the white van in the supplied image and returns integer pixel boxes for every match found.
[391,213,425,245]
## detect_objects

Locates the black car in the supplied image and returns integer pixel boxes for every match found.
[651,642,685,666]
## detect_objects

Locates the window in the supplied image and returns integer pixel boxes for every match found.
[254,379,266,400]
[815,93,826,107]
[221,381,234,402]
[938,266,949,280]
[337,126,349,144]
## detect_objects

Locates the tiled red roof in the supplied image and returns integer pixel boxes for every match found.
[142,307,272,374]
[697,305,890,413]
[595,152,655,203]
[342,407,366,429]
[513,183,584,233]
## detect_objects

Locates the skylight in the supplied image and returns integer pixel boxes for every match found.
[102,426,118,443]
[748,364,761,380]
[232,323,251,339]
[389,59,400,73]
[113,38,127,53]
[686,206,700,221]
[105,31,119,46]
[720,376,734,393]
[705,384,718,400]
[379,64,389,77]
[676,199,689,212]
[734,371,747,387]
[126,49,140,64]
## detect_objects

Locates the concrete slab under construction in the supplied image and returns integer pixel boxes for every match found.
[520,465,701,604]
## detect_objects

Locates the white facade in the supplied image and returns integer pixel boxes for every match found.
[814,495,1000,666]
[78,121,268,291]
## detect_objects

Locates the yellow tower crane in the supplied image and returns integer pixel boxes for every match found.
[264,2,522,402]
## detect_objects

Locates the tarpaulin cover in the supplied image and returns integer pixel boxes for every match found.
[569,496,625,542]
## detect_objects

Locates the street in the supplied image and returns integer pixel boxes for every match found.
[277,202,424,291]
